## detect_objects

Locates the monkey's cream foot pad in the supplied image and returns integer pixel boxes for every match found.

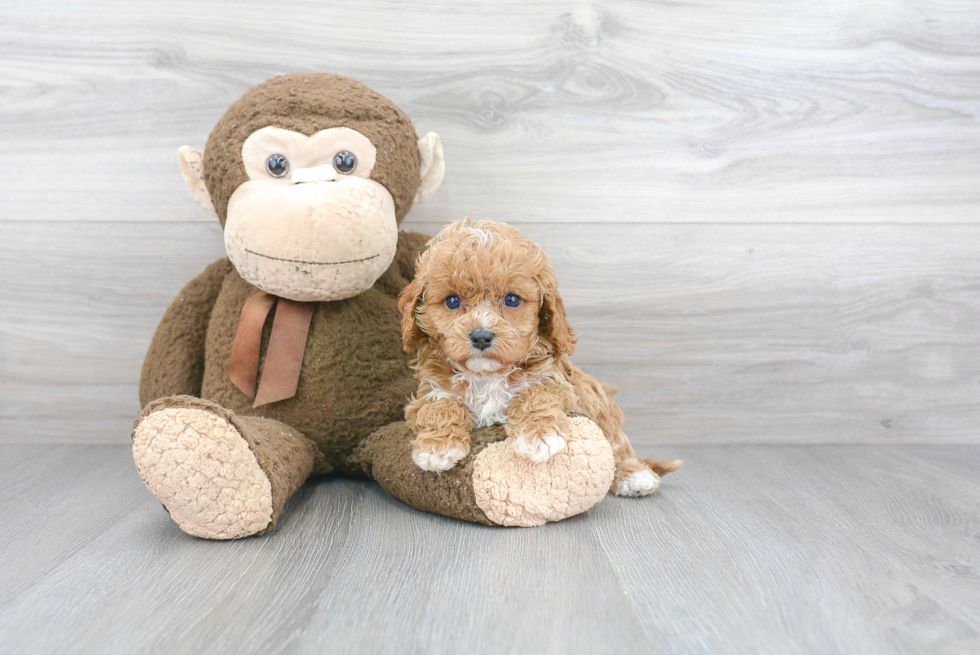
[132,407,273,539]
[471,416,615,527]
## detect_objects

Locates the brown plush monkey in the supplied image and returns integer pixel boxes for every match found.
[133,73,615,538]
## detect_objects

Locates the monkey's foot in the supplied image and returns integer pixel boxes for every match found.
[471,416,614,527]
[132,396,315,540]
[133,401,273,539]
[352,416,615,528]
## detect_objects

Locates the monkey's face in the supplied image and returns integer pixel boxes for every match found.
[178,73,445,303]
[223,126,397,302]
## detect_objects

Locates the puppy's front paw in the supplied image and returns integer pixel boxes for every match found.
[507,411,571,463]
[511,430,567,463]
[412,432,470,472]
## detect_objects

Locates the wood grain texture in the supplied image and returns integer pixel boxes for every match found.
[0,443,977,654]
[0,0,979,224]
[3,5,978,653]
[2,0,980,446]
[3,220,979,445]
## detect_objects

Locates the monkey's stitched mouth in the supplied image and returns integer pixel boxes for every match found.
[245,249,379,266]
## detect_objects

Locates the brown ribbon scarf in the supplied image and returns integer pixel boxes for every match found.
[228,290,315,407]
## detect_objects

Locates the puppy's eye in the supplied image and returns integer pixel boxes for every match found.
[333,150,357,175]
[266,154,290,178]
[445,295,461,310]
[504,293,522,308]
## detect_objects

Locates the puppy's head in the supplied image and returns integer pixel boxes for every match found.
[399,219,576,373]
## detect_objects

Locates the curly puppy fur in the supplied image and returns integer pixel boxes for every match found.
[398,219,682,496]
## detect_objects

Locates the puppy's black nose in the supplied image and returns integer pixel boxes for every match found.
[470,328,495,351]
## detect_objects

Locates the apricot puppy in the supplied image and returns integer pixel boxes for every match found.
[398,219,681,497]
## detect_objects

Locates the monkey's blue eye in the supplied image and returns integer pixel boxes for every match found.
[266,154,289,178]
[445,295,461,310]
[504,294,522,308]
[333,150,357,175]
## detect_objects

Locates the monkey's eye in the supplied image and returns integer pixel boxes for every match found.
[333,150,357,175]
[504,294,522,308]
[445,295,461,310]
[266,154,290,178]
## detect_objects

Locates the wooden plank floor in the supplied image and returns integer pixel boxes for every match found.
[1,444,977,654]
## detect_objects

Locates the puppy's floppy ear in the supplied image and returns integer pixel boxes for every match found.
[538,266,577,357]
[398,274,425,353]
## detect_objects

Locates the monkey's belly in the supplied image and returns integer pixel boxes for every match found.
[200,273,415,471]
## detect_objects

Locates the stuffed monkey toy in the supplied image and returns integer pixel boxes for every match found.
[133,73,615,538]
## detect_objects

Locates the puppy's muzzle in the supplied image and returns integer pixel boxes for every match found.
[469,328,495,351]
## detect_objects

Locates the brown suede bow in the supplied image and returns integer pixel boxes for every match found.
[229,289,315,407]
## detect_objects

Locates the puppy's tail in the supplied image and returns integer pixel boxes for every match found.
[644,458,684,476]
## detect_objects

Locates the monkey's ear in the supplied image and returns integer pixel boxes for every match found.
[177,146,218,217]
[414,132,445,204]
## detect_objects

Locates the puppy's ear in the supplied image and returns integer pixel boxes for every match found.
[538,267,577,357]
[398,275,425,353]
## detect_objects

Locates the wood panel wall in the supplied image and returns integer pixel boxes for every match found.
[2,0,978,444]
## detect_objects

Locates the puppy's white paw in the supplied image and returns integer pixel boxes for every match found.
[512,432,567,463]
[412,442,468,473]
[615,468,660,497]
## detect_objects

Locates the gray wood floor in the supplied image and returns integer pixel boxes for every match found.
[1,443,977,654]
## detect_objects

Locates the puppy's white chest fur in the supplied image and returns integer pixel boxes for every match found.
[426,371,532,428]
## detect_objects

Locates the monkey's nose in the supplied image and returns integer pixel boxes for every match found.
[291,165,337,184]
[469,328,495,351]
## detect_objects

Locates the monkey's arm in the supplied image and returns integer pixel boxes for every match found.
[373,231,433,297]
[139,258,234,406]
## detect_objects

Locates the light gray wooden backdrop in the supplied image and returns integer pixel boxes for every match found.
[2,0,979,445]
